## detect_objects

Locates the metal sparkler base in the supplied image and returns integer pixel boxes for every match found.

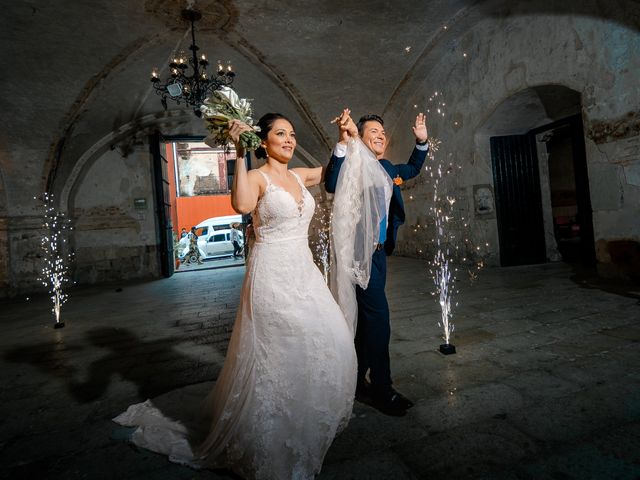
[439,343,456,355]
[54,322,66,329]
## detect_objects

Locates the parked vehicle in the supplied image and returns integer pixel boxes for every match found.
[199,228,244,259]
[178,215,245,261]
[194,215,242,238]
[178,228,244,261]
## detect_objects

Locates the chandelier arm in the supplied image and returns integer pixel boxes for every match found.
[149,8,235,114]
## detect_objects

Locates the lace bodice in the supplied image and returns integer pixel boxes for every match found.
[253,170,315,244]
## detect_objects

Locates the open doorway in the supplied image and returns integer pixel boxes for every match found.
[158,137,248,273]
[481,85,596,268]
[533,115,596,266]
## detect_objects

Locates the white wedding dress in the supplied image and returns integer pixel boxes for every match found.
[114,170,356,480]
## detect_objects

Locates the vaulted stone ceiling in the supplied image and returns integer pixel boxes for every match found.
[0,0,638,216]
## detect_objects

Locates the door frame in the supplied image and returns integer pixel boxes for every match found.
[529,114,596,266]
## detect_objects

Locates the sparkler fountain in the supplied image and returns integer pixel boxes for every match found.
[427,141,458,354]
[421,92,486,355]
[38,193,73,329]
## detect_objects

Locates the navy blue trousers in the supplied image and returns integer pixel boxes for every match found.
[355,248,392,392]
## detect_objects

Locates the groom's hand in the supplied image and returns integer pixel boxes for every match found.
[412,113,428,144]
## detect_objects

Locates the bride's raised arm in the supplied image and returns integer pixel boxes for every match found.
[229,120,261,214]
[293,166,323,187]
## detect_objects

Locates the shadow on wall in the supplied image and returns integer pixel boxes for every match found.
[479,0,640,33]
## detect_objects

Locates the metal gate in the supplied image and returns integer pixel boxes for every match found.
[490,134,547,266]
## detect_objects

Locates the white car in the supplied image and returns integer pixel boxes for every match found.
[180,228,244,260]
[199,228,244,259]
[194,214,243,238]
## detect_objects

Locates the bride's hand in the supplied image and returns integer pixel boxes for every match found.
[332,108,358,144]
[228,119,252,147]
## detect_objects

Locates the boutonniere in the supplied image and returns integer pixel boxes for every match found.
[393,175,403,186]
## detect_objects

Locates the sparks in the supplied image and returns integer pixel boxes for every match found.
[38,193,73,328]
[423,120,487,350]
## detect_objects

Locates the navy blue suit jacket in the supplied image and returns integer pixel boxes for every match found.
[325,145,427,255]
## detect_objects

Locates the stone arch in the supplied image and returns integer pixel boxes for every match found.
[475,84,588,265]
[477,84,581,136]
[59,110,193,213]
[382,0,640,137]
[59,111,324,214]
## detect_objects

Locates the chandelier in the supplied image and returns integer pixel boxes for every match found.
[150,8,235,116]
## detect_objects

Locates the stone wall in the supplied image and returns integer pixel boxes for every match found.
[389,13,640,278]
[72,146,159,284]
[5,215,44,295]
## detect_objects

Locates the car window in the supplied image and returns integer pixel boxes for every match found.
[209,234,226,243]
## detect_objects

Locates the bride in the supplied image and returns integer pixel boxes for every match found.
[115,113,357,479]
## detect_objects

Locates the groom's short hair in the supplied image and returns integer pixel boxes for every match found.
[357,114,384,136]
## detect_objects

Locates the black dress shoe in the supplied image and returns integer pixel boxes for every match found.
[370,391,408,417]
[389,388,414,410]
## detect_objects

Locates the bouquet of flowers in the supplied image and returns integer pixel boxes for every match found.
[200,86,261,151]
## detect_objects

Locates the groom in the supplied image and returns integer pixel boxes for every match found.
[325,110,429,416]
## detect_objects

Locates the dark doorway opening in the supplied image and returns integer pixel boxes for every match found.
[532,115,596,267]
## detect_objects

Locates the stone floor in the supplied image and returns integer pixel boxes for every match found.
[1,257,639,479]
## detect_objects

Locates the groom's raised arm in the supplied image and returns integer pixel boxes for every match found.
[396,143,429,181]
[324,142,347,193]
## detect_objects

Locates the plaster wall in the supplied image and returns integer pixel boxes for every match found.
[389,14,639,276]
[72,146,159,284]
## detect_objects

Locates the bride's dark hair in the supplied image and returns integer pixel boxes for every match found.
[254,113,294,159]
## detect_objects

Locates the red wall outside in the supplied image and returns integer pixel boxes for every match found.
[176,195,236,233]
